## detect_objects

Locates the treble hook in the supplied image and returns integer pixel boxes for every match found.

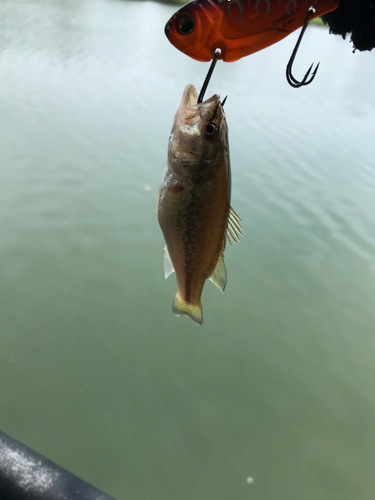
[198,48,221,103]
[286,7,320,88]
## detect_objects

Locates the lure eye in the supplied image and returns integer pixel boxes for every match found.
[176,15,195,36]
[205,123,217,138]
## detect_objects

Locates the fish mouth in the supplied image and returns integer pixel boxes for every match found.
[180,84,198,107]
[178,84,222,124]
[180,84,220,110]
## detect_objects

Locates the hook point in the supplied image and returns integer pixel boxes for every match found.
[285,7,320,88]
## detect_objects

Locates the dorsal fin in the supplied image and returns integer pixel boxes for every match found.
[163,245,174,279]
[209,255,227,292]
[226,207,243,245]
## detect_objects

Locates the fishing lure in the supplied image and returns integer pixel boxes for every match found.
[165,0,339,63]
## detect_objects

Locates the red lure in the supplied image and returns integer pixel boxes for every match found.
[165,0,339,62]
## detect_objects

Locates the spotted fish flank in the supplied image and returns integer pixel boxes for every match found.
[157,84,242,325]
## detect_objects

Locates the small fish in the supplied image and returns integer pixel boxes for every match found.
[157,84,241,325]
[165,0,339,62]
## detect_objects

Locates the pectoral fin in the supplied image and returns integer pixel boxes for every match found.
[164,245,174,279]
[209,255,227,292]
[226,207,243,245]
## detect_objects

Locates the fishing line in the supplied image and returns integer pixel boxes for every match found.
[197,48,221,103]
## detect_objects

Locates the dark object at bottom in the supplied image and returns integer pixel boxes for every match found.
[0,430,117,500]
[322,0,375,51]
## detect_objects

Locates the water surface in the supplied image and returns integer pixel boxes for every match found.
[0,1,375,499]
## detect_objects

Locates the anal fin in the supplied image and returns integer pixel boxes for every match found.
[209,255,227,292]
[164,245,174,279]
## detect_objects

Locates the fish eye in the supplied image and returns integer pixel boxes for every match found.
[205,123,217,138]
[176,15,195,36]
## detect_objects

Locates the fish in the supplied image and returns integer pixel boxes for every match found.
[157,84,242,325]
[165,0,339,62]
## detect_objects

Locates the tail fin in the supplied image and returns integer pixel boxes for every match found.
[172,293,203,325]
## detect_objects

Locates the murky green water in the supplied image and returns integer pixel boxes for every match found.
[1,1,375,499]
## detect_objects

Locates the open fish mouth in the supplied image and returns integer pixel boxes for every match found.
[177,85,222,123]
[180,84,198,107]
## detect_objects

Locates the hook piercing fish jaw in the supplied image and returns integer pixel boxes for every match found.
[198,48,221,104]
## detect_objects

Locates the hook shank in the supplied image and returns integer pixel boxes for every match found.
[198,48,221,103]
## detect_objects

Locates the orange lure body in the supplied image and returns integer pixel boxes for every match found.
[165,0,339,62]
